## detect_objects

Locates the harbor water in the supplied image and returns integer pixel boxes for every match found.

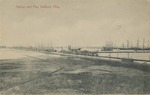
[98,53,150,60]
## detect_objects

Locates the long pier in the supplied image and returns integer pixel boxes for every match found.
[98,56,150,63]
[96,51,150,53]
[51,52,150,63]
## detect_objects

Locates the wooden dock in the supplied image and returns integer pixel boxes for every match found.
[98,56,150,63]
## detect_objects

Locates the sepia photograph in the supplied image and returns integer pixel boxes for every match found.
[0,0,150,94]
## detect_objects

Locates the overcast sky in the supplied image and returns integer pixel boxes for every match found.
[0,0,150,47]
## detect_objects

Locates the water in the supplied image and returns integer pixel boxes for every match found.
[0,48,45,59]
[0,48,62,60]
[98,53,150,60]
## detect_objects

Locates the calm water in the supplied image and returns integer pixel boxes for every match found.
[0,48,61,60]
[98,53,150,60]
[0,48,45,59]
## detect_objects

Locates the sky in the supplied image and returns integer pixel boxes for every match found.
[0,0,150,47]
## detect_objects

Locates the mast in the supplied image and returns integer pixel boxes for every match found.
[137,38,139,48]
[143,38,145,50]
